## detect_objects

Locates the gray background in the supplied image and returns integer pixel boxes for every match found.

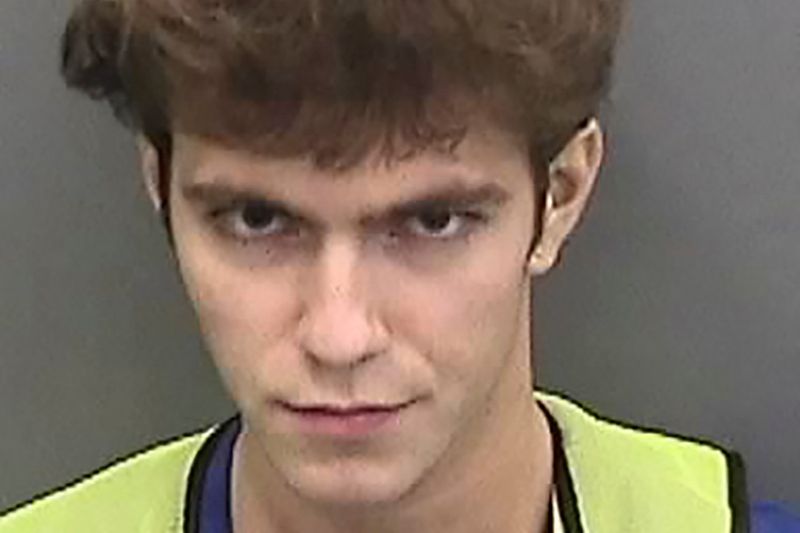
[1,0,798,513]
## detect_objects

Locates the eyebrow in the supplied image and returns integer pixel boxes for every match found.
[181,180,512,226]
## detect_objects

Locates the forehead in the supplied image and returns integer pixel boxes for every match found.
[171,122,533,215]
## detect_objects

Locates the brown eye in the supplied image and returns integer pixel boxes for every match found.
[215,201,292,240]
[241,202,278,231]
[419,212,453,232]
[406,210,469,239]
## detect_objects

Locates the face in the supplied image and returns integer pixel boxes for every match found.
[166,123,539,507]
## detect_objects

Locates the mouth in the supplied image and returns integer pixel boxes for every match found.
[280,400,415,415]
[275,400,417,437]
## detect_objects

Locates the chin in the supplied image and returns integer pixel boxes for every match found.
[283,458,423,508]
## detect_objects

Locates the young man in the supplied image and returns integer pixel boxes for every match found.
[3,0,791,531]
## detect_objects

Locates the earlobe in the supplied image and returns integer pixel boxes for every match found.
[527,193,557,276]
[136,136,163,213]
[527,250,557,277]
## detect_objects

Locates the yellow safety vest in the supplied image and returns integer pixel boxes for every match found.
[0,392,748,532]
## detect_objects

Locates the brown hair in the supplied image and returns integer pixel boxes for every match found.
[61,0,626,243]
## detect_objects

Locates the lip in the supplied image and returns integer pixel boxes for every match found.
[276,400,414,437]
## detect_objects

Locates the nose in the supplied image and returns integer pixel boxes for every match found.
[297,237,389,369]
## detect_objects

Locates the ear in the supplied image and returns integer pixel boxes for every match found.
[527,118,604,276]
[136,135,164,213]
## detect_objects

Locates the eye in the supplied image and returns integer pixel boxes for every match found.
[405,209,482,240]
[213,200,293,240]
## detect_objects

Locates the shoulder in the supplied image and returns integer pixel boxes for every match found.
[0,429,213,533]
[538,391,740,467]
[538,391,748,532]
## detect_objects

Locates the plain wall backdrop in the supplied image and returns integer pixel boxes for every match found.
[1,0,798,513]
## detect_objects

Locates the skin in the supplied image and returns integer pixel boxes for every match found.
[138,117,603,533]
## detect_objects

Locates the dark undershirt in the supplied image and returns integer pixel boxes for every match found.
[197,417,239,533]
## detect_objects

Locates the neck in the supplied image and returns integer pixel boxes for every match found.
[234,405,552,533]
[233,371,553,533]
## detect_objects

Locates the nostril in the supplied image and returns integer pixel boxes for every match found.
[304,347,381,369]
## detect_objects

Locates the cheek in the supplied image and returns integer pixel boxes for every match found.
[386,253,526,388]
[174,234,300,399]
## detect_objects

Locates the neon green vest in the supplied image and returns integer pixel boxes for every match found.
[0,392,748,532]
